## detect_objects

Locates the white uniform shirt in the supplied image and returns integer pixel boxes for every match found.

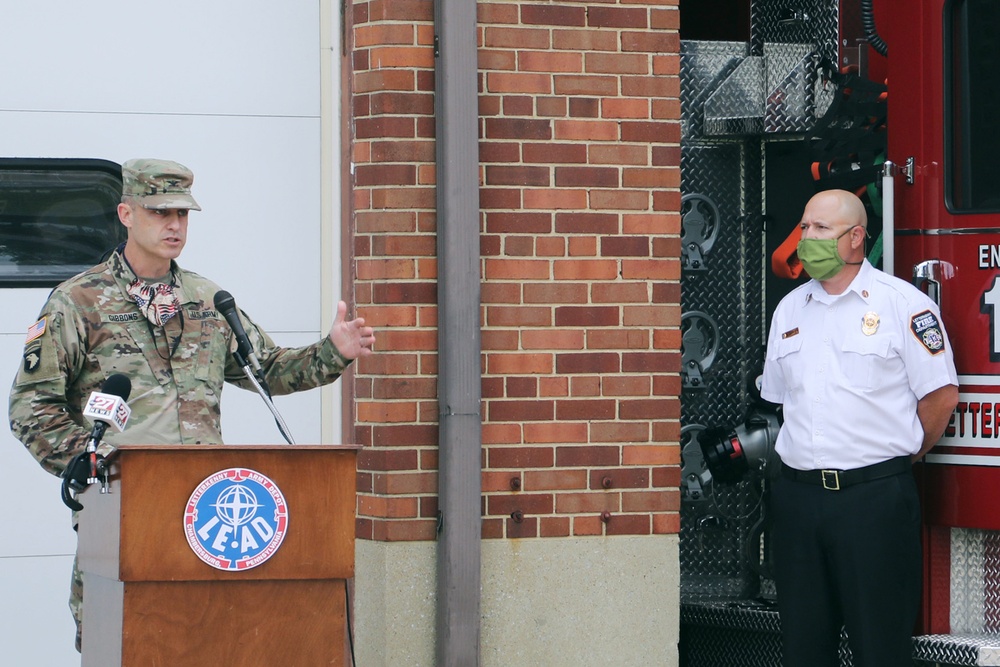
[760,260,958,470]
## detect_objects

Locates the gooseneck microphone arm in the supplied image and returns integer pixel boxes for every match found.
[213,290,296,445]
[238,364,296,445]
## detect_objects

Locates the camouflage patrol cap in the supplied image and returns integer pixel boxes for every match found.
[121,158,202,211]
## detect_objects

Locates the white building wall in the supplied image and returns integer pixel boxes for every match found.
[0,2,338,663]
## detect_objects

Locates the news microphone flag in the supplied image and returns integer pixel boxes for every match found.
[83,390,131,433]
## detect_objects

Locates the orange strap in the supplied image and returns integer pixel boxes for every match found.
[772,225,803,279]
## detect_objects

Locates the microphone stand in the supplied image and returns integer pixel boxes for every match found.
[85,430,105,485]
[235,350,296,445]
[85,434,113,494]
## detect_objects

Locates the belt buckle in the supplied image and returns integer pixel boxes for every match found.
[821,470,841,491]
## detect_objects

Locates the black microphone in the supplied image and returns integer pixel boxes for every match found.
[84,373,132,445]
[62,373,132,510]
[82,373,132,483]
[214,290,261,372]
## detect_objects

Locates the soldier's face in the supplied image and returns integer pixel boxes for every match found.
[118,203,189,277]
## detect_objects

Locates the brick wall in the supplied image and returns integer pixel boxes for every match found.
[351,0,681,543]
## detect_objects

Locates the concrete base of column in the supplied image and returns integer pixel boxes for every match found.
[354,534,679,666]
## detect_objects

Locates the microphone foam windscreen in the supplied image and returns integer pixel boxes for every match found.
[102,373,132,401]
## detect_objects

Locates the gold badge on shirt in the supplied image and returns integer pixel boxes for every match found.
[862,311,880,336]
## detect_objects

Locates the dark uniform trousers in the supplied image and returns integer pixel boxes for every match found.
[770,464,922,667]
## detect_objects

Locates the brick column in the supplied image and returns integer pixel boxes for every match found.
[352,0,440,544]
[350,2,681,664]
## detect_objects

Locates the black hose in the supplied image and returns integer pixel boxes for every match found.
[861,0,889,57]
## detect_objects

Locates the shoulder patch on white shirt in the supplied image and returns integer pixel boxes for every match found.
[910,310,945,355]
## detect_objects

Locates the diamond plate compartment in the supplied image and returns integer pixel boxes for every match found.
[764,43,836,134]
[703,43,836,137]
[681,41,749,141]
[913,634,998,666]
[681,142,764,429]
[752,0,840,64]
[682,603,982,666]
[680,141,766,601]
[681,601,856,667]
[704,55,765,136]
[685,0,841,140]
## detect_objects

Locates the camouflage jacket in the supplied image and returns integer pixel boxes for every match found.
[9,250,350,476]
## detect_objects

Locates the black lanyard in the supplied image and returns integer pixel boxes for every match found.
[145,307,185,361]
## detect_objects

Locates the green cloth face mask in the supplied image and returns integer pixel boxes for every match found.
[797,226,858,281]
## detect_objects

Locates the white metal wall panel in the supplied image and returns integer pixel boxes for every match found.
[0,556,78,664]
[0,1,334,664]
[0,111,322,333]
[0,1,318,117]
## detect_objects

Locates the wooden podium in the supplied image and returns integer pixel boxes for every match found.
[77,444,358,667]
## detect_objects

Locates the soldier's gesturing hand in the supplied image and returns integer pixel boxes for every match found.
[328,301,375,360]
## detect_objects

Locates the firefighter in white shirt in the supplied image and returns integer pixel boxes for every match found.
[761,189,958,667]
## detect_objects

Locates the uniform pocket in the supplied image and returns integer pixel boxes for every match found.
[194,317,229,383]
[841,335,892,392]
[773,334,805,391]
[87,326,169,411]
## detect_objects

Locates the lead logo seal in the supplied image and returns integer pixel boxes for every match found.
[183,468,288,571]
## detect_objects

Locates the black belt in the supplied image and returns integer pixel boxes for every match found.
[780,456,912,491]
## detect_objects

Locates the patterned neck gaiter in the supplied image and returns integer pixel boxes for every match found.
[127,279,180,327]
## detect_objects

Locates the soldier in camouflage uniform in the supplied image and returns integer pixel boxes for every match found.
[7,158,375,651]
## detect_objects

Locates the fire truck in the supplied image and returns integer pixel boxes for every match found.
[678,0,1000,664]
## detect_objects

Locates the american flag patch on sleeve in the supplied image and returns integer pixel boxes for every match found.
[25,317,47,343]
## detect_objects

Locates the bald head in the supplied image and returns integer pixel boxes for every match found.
[803,189,868,232]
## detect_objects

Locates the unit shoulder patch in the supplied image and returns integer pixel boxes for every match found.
[15,316,61,384]
[23,344,42,374]
[910,309,945,355]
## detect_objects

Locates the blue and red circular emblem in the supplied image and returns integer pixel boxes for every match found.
[183,468,288,571]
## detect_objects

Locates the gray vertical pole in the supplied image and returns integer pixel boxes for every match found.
[433,0,482,666]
